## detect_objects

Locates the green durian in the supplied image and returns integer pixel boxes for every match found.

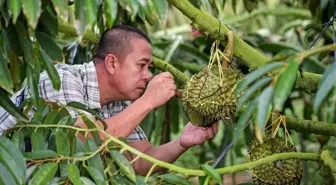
[181,64,242,127]
[248,135,303,185]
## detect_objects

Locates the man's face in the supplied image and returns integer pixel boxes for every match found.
[114,38,153,100]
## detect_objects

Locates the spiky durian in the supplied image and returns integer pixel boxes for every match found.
[248,135,303,185]
[181,64,242,127]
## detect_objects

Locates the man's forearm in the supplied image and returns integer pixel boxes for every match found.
[133,139,188,176]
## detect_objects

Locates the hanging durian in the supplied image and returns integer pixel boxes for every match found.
[248,135,304,185]
[180,31,243,127]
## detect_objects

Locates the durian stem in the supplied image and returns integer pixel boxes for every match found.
[321,150,336,173]
[221,31,234,69]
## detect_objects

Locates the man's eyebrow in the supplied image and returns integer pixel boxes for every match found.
[138,57,152,63]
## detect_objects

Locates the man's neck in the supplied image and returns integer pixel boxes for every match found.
[94,61,122,106]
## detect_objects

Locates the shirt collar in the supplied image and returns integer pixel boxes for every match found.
[83,61,101,109]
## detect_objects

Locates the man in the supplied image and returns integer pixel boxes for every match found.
[0,25,218,175]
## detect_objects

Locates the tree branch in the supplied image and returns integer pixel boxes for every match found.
[285,116,336,136]
[224,8,311,25]
[14,124,321,176]
[167,0,322,92]
[321,150,336,173]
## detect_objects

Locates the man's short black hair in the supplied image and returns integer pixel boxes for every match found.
[94,25,151,61]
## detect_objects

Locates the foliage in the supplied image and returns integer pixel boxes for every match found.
[0,0,335,184]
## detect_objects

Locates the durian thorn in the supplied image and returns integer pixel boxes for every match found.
[222,82,239,105]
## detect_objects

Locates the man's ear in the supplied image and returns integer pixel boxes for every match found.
[104,54,118,75]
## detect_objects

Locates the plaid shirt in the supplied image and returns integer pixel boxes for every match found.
[0,62,147,142]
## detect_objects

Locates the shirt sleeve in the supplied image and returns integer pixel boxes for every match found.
[126,125,148,142]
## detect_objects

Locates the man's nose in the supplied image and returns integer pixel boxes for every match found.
[143,69,152,82]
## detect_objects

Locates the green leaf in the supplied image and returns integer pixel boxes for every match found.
[0,90,28,121]
[52,0,68,20]
[31,132,46,151]
[8,0,21,24]
[6,24,23,56]
[152,0,168,20]
[15,21,34,66]
[24,150,58,160]
[0,29,9,58]
[136,176,146,185]
[21,0,41,28]
[56,130,70,156]
[28,162,58,185]
[84,138,104,174]
[321,62,336,85]
[86,166,106,185]
[11,131,25,153]
[0,146,23,184]
[233,101,257,144]
[110,150,136,182]
[68,164,82,185]
[72,137,84,155]
[0,136,26,184]
[27,65,40,109]
[38,7,58,38]
[138,0,157,25]
[273,61,299,112]
[200,164,222,185]
[0,162,16,185]
[314,63,336,113]
[237,77,272,111]
[84,0,97,28]
[158,174,193,185]
[0,50,13,93]
[103,0,118,28]
[44,110,61,125]
[75,0,85,34]
[235,62,284,95]
[39,49,61,90]
[67,101,107,130]
[36,31,63,62]
[257,86,274,132]
[25,165,38,184]
[80,177,96,185]
[81,114,102,145]
[327,89,336,123]
[111,174,134,185]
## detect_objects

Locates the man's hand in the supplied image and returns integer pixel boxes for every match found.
[141,72,176,109]
[179,122,218,149]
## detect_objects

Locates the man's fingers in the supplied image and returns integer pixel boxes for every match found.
[175,89,182,97]
[160,72,174,79]
[206,127,214,139]
[167,84,176,91]
[212,123,218,134]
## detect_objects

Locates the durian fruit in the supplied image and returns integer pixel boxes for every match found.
[180,64,242,127]
[248,135,303,185]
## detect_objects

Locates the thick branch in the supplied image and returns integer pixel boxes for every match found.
[153,57,190,84]
[224,8,311,25]
[167,0,322,92]
[285,116,336,136]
